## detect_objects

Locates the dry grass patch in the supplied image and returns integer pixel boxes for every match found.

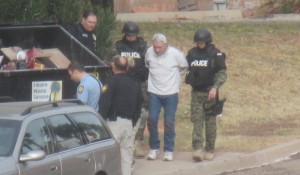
[114,21,300,153]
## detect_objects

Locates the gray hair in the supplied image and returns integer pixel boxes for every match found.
[152,33,167,44]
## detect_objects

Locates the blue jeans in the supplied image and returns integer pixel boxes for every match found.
[147,92,178,152]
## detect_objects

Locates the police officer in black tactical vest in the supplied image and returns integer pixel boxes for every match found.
[115,21,148,158]
[186,28,227,162]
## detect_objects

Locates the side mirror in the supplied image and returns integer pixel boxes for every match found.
[19,150,46,162]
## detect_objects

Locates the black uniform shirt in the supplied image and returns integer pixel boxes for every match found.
[67,24,97,54]
[99,73,143,125]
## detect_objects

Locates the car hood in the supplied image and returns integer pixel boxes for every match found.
[0,157,17,174]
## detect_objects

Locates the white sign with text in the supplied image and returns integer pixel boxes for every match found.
[32,81,62,102]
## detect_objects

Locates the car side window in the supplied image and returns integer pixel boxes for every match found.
[48,115,83,152]
[69,112,111,143]
[21,119,53,155]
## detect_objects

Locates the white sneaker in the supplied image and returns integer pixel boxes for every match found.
[163,151,173,161]
[147,149,159,160]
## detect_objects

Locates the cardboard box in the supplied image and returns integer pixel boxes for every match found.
[0,47,18,61]
[35,49,70,69]
[0,48,70,69]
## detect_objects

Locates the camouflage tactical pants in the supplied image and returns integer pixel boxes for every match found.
[135,82,148,141]
[190,90,217,152]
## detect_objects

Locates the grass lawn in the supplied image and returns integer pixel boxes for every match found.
[113,21,300,152]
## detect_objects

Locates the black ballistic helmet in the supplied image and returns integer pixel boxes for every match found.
[194,28,212,44]
[122,21,139,35]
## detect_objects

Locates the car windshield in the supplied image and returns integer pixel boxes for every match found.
[0,119,21,157]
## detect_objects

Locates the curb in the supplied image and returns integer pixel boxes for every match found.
[181,139,300,175]
[116,13,300,23]
[116,10,242,22]
[134,139,300,175]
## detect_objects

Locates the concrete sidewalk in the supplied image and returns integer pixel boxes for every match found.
[133,139,300,175]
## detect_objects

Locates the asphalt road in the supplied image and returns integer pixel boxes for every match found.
[219,152,300,175]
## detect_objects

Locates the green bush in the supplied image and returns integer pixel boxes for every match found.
[283,0,293,13]
[94,7,116,60]
[50,0,86,26]
[282,0,300,13]
[0,0,48,23]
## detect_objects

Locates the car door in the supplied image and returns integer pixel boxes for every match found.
[48,114,95,175]
[18,118,61,175]
[69,112,122,175]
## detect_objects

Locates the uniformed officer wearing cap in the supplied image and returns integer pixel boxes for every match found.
[115,21,149,158]
[186,29,227,162]
[67,11,98,54]
[68,61,101,111]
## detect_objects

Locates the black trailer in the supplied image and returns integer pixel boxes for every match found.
[0,24,110,102]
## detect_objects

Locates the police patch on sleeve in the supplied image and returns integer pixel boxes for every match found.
[78,85,84,94]
[217,52,226,59]
[101,85,108,93]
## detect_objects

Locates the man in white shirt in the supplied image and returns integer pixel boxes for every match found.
[145,33,188,161]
